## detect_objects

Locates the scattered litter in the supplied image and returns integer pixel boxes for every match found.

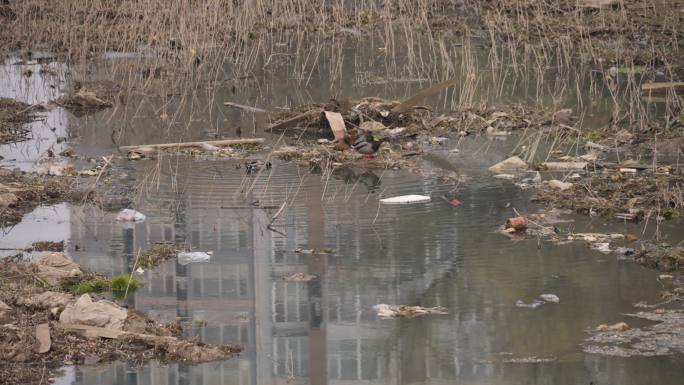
[35,253,83,285]
[505,216,527,231]
[359,121,386,132]
[177,252,211,265]
[59,294,128,330]
[116,209,146,223]
[386,127,406,136]
[549,179,573,191]
[36,163,75,176]
[591,242,612,254]
[294,248,315,254]
[516,299,545,309]
[659,274,673,280]
[373,304,448,318]
[135,267,145,274]
[503,356,557,363]
[284,273,317,282]
[78,169,99,177]
[596,322,630,332]
[521,171,541,184]
[450,199,462,206]
[541,162,588,171]
[430,136,448,145]
[539,294,560,303]
[380,194,431,204]
[619,167,637,173]
[488,156,528,173]
[494,174,515,180]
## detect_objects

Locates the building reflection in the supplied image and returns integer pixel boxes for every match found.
[66,157,467,385]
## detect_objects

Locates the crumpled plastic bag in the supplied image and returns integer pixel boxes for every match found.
[116,209,146,223]
[177,252,211,266]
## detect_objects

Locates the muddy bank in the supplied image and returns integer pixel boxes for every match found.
[0,254,238,385]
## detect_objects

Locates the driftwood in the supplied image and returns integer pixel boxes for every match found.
[267,108,323,131]
[120,138,264,151]
[641,82,684,96]
[223,102,268,113]
[391,78,459,113]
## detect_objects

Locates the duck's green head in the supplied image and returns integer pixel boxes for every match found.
[366,133,375,142]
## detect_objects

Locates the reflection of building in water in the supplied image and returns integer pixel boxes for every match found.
[67,162,463,385]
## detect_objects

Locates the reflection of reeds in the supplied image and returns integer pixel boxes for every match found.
[2,0,679,167]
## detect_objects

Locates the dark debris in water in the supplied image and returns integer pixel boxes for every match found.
[0,97,42,144]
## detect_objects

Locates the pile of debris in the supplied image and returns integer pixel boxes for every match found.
[0,253,238,385]
[55,81,121,114]
[533,166,683,221]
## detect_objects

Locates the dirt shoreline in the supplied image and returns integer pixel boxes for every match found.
[0,254,239,385]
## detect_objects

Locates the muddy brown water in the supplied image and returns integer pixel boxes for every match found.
[1,38,683,385]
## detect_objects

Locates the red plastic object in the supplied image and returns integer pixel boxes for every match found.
[450,199,462,206]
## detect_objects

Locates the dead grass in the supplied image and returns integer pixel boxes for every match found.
[0,98,39,144]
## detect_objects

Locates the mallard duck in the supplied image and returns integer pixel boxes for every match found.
[244,160,272,174]
[350,133,385,156]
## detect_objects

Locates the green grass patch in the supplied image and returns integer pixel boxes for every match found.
[67,274,142,297]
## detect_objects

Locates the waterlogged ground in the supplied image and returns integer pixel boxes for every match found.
[1,37,683,385]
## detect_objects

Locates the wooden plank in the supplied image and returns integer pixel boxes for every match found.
[323,111,347,141]
[120,138,264,151]
[392,78,459,113]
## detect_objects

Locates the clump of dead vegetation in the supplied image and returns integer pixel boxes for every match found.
[55,81,121,114]
[0,98,41,144]
[136,243,179,269]
[0,168,93,228]
[534,169,683,221]
[0,254,238,385]
[635,243,684,272]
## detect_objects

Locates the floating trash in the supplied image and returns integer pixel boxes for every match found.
[115,209,146,223]
[379,194,431,204]
[373,304,447,318]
